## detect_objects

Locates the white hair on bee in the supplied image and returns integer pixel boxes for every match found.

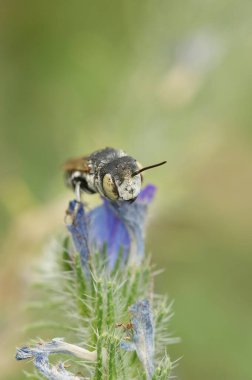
[115,174,142,201]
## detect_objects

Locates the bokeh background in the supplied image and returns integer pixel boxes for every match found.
[1,1,252,379]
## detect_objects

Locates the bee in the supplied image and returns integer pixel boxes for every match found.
[63,147,166,202]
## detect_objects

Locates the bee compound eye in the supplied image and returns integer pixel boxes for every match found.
[102,173,119,200]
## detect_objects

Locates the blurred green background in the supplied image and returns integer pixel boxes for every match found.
[1,1,252,379]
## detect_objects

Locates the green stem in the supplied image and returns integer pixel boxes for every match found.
[117,349,127,380]
[111,247,124,277]
[126,269,140,308]
[108,338,116,380]
[106,282,114,327]
[74,253,89,318]
[122,267,132,299]
[94,280,103,340]
[62,236,72,272]
[94,335,103,380]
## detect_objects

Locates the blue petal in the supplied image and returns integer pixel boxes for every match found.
[137,184,156,203]
[65,200,89,267]
[16,345,80,380]
[16,338,96,379]
[65,185,156,269]
[88,199,130,269]
[107,184,156,264]
[129,299,155,380]
[119,341,136,352]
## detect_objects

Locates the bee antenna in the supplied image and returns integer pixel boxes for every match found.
[132,161,167,177]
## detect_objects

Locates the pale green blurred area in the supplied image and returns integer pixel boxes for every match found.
[0,1,252,379]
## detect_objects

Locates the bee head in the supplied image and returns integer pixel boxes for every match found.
[101,157,142,202]
[101,157,167,202]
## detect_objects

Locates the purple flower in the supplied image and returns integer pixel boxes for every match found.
[121,299,155,380]
[16,338,97,380]
[16,343,79,380]
[65,184,156,269]
[65,200,89,268]
[88,198,131,268]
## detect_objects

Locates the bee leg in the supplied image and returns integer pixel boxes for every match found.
[75,181,82,202]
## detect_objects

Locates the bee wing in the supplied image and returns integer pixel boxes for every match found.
[63,156,90,173]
